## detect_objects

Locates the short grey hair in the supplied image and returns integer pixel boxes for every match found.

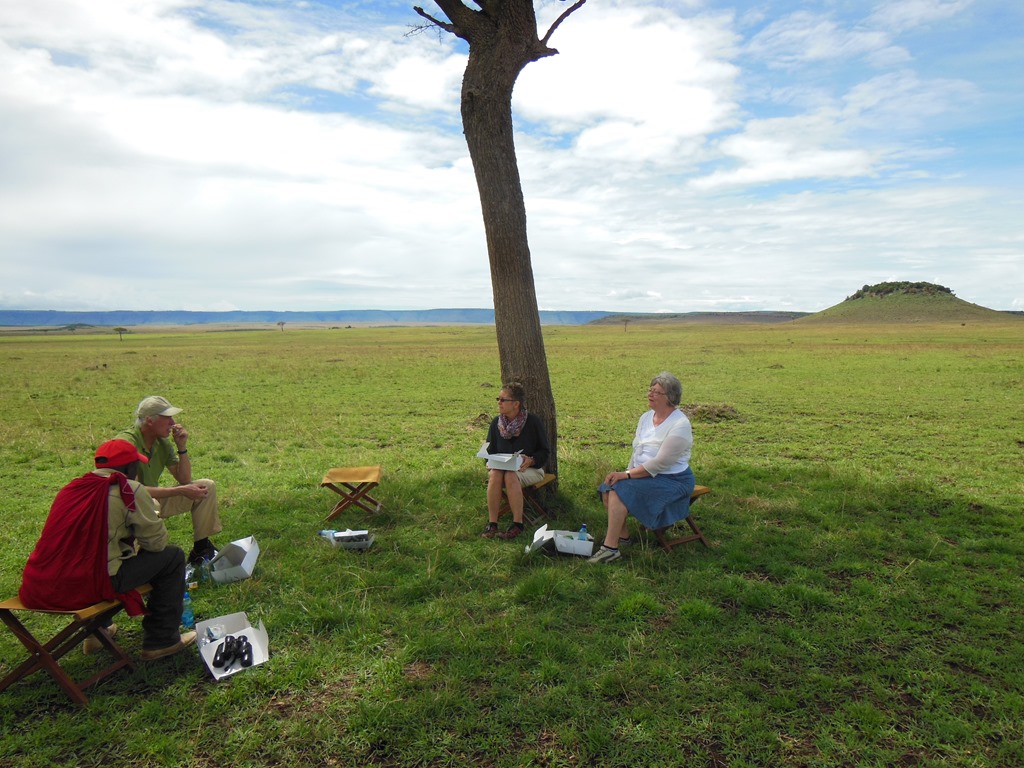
[651,371,682,406]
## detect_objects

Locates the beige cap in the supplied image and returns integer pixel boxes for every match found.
[136,395,183,419]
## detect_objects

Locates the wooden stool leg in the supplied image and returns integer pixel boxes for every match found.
[654,529,673,554]
[685,516,708,547]
[0,610,60,696]
[0,602,130,707]
[1,609,96,706]
[523,489,547,524]
[324,482,382,521]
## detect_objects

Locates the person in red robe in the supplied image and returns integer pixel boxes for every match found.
[19,439,196,660]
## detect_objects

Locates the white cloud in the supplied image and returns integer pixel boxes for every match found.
[515,5,740,164]
[0,0,1020,314]
[841,70,978,132]
[368,48,465,112]
[745,11,896,68]
[869,0,975,34]
[692,137,874,189]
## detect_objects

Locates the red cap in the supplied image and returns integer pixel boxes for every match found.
[94,439,149,468]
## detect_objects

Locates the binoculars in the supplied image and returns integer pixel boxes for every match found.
[212,634,253,671]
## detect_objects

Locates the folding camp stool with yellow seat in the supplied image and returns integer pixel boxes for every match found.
[0,584,151,707]
[320,465,384,522]
[498,472,557,525]
[649,485,712,553]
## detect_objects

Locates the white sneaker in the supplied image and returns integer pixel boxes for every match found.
[587,546,622,564]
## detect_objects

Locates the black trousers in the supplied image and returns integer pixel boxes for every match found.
[110,545,186,650]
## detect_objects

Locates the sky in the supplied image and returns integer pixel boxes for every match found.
[1,0,1021,314]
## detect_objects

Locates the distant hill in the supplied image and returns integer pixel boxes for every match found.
[0,308,613,329]
[591,311,809,325]
[2,288,1017,330]
[797,282,1018,324]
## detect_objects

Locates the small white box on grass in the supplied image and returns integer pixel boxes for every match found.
[210,536,260,584]
[195,611,269,680]
[330,529,374,550]
[524,524,595,557]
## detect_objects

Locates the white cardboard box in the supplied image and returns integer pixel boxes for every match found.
[210,536,260,584]
[195,611,269,680]
[475,442,523,471]
[329,529,374,550]
[524,524,595,557]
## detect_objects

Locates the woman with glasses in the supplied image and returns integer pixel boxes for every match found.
[480,382,550,540]
[588,372,695,564]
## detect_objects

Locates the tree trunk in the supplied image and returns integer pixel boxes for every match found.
[460,43,557,477]
[412,0,587,482]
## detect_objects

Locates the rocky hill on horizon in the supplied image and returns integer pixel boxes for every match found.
[797,281,1019,324]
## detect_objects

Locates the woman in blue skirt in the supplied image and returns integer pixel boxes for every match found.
[589,372,695,564]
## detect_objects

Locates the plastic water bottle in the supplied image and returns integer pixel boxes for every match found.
[181,589,195,630]
[199,556,212,583]
[578,523,588,541]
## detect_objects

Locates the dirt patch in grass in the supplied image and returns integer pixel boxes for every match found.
[403,661,434,680]
[468,413,491,429]
[736,496,779,513]
[266,672,359,717]
[682,403,742,422]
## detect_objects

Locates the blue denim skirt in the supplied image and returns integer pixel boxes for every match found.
[598,467,696,530]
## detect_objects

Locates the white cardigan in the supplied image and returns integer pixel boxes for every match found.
[628,409,692,476]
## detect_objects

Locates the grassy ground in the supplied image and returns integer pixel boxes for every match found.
[1,321,1022,767]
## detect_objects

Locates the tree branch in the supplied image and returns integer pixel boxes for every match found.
[432,0,483,29]
[540,0,587,47]
[413,6,458,35]
[418,0,493,42]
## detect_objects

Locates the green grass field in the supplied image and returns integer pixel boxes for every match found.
[1,320,1022,767]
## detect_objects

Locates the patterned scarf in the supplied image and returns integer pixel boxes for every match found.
[498,408,528,439]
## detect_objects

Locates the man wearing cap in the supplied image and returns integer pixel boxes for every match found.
[115,395,222,565]
[19,440,196,660]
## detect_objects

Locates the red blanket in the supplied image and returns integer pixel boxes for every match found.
[19,472,145,616]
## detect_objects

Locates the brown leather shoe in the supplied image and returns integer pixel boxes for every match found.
[498,522,525,540]
[141,631,198,661]
[83,624,117,655]
[480,522,499,539]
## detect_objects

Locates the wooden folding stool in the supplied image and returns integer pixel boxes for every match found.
[651,485,712,553]
[0,584,150,707]
[499,472,557,525]
[320,465,383,522]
